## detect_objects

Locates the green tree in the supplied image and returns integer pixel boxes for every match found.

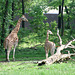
[9,0,14,33]
[65,6,70,29]
[67,0,75,28]
[1,0,9,46]
[29,3,49,36]
[48,0,72,36]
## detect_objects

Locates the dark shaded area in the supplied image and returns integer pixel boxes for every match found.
[1,0,8,46]
[38,61,45,66]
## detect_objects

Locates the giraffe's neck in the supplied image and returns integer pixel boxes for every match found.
[46,32,49,41]
[11,18,22,33]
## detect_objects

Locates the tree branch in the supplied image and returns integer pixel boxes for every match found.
[64,39,75,48]
[57,29,62,46]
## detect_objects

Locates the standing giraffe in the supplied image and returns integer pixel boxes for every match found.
[44,30,56,59]
[4,15,28,61]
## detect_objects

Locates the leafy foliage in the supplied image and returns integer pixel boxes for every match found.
[50,21,57,31]
[64,0,75,29]
[29,3,50,36]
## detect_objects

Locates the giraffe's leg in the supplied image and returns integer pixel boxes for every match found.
[52,47,55,55]
[5,40,8,61]
[50,49,53,55]
[7,50,11,62]
[5,49,7,61]
[45,46,49,59]
[46,49,49,59]
[50,47,55,55]
[13,41,18,61]
[46,51,48,59]
[13,47,15,61]
[7,47,11,62]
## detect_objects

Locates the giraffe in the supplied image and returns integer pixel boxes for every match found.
[4,15,28,61]
[44,30,56,59]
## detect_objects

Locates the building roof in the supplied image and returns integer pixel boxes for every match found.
[44,7,65,14]
[46,9,59,14]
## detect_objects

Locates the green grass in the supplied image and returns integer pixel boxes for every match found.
[0,46,46,61]
[0,60,75,75]
[0,29,75,75]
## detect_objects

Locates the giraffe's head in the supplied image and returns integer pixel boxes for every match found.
[21,15,28,21]
[47,30,53,34]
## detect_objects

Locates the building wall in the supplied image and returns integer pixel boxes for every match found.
[23,14,58,29]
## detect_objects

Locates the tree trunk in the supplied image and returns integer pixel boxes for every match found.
[1,0,8,46]
[9,1,14,33]
[22,0,25,28]
[61,0,64,36]
[65,6,70,29]
[58,5,61,29]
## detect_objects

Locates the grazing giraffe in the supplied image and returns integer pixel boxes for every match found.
[44,30,56,59]
[4,15,28,61]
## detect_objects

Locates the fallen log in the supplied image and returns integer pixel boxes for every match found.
[38,29,75,66]
[38,52,75,66]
